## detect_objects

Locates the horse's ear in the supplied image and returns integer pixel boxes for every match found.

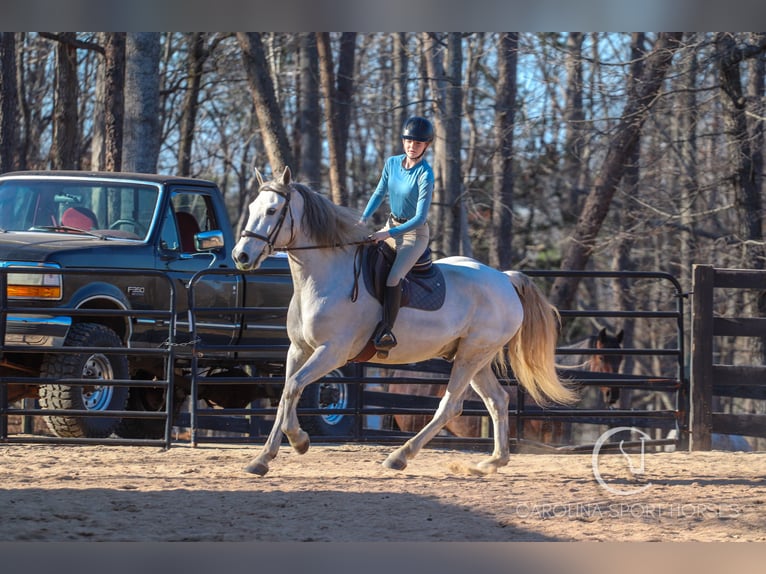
[280,166,292,186]
[597,327,607,343]
[254,169,264,189]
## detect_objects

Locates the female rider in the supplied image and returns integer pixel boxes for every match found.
[359,116,435,356]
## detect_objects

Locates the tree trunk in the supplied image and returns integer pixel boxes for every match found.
[0,32,19,173]
[237,32,293,176]
[678,33,700,296]
[316,33,341,202]
[549,32,683,310]
[177,33,207,177]
[613,32,646,383]
[335,32,356,203]
[560,32,586,226]
[51,32,79,170]
[392,33,408,155]
[317,32,356,206]
[123,33,161,173]
[297,33,321,188]
[422,32,448,255]
[489,32,518,269]
[103,33,125,172]
[90,34,106,171]
[444,33,464,256]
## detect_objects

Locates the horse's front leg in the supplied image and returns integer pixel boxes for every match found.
[244,344,344,476]
[244,395,289,476]
[244,345,309,476]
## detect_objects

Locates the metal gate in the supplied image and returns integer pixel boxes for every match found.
[0,267,176,446]
[1,268,687,452]
[183,269,687,452]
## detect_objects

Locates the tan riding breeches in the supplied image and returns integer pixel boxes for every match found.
[382,216,430,286]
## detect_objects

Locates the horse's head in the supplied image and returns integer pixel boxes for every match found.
[591,327,624,407]
[233,166,295,270]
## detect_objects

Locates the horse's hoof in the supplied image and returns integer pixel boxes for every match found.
[474,461,499,475]
[289,430,310,455]
[244,460,269,476]
[478,457,508,472]
[382,454,407,471]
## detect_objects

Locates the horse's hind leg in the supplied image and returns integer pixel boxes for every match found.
[469,365,511,472]
[383,358,485,471]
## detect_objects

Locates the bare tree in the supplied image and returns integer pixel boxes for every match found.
[0,32,18,172]
[391,33,409,154]
[677,33,701,294]
[422,33,448,255]
[237,32,293,175]
[123,33,161,173]
[177,33,207,177]
[444,33,465,256]
[317,32,356,205]
[489,32,518,269]
[560,32,586,226]
[297,33,321,187]
[50,32,79,170]
[716,32,766,270]
[102,33,125,172]
[550,32,683,310]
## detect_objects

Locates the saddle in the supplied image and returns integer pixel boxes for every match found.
[350,242,446,363]
[357,241,445,310]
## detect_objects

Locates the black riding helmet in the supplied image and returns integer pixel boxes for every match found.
[401,116,434,143]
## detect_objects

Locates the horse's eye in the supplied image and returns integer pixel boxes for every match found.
[266,208,277,215]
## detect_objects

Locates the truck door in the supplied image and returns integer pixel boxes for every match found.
[158,190,240,347]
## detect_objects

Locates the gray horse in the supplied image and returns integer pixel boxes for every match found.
[233,167,577,477]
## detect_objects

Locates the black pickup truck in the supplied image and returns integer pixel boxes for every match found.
[0,170,355,439]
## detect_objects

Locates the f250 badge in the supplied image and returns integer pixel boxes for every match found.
[127,286,145,297]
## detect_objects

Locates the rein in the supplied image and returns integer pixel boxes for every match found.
[275,239,373,252]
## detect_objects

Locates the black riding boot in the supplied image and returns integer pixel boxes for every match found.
[373,282,402,358]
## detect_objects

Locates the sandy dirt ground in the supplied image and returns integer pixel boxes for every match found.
[2,441,765,543]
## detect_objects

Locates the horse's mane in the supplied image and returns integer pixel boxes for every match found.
[290,182,367,247]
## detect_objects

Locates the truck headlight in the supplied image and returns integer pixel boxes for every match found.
[3,264,63,300]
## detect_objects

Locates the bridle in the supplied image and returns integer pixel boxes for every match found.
[239,186,295,254]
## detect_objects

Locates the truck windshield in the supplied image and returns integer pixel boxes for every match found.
[0,179,159,240]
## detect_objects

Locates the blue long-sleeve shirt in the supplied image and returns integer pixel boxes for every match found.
[362,154,434,237]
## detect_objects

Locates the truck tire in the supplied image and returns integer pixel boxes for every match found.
[298,369,358,437]
[39,323,130,438]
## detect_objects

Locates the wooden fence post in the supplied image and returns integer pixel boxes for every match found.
[690,264,713,450]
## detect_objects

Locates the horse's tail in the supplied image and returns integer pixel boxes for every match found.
[497,271,579,407]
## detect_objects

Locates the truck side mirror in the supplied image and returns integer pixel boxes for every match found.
[196,230,224,251]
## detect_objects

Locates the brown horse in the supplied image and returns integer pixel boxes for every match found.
[389,327,624,444]
[559,327,625,407]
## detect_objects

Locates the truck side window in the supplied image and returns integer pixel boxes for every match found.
[170,192,219,253]
[159,208,181,251]
[175,211,201,252]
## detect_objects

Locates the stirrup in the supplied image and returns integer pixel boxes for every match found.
[373,328,397,358]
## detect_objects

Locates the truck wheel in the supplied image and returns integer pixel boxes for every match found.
[298,369,357,437]
[39,323,129,438]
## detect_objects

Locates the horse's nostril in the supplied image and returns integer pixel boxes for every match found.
[237,251,249,264]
